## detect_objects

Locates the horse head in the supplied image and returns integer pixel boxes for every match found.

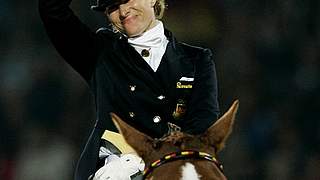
[111,100,239,180]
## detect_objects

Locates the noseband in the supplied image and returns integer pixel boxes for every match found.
[143,150,223,179]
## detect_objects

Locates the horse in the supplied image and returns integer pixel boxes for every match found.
[111,100,239,180]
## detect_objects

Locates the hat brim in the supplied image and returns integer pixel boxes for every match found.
[91,5,108,11]
[91,0,118,12]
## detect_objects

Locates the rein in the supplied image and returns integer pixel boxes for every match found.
[142,150,223,179]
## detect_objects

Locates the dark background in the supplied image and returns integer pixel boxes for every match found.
[1,0,319,179]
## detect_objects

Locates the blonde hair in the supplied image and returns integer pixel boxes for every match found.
[154,0,166,19]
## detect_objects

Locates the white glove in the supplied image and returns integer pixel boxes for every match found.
[93,153,145,180]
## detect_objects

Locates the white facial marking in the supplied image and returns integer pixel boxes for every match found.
[180,162,201,180]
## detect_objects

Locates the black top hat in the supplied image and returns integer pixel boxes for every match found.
[91,0,117,11]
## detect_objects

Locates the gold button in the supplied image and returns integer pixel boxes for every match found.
[153,116,161,123]
[129,85,136,92]
[129,112,135,118]
[157,95,165,100]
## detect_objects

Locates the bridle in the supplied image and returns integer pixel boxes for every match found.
[142,150,224,179]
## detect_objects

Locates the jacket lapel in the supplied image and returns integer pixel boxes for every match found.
[156,34,194,98]
[116,38,163,93]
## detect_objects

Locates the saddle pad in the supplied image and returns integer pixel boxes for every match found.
[102,130,137,154]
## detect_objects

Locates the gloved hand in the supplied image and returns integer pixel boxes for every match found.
[93,153,145,180]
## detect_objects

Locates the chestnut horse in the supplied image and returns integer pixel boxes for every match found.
[111,100,239,180]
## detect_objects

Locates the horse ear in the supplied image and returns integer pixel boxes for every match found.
[202,100,239,153]
[110,113,154,157]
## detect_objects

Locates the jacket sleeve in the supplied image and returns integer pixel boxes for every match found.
[38,1,109,179]
[183,49,220,134]
[38,0,104,81]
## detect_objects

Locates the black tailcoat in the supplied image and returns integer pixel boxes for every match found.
[39,0,220,179]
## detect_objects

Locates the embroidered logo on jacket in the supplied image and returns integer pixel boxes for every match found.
[173,77,194,120]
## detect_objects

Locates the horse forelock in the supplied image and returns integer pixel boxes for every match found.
[161,132,211,152]
[162,132,186,143]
